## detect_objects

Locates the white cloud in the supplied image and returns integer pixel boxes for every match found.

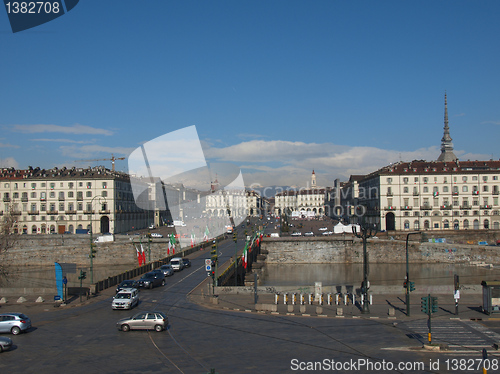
[0,142,20,149]
[60,145,134,160]
[204,140,490,187]
[10,123,113,136]
[0,157,19,168]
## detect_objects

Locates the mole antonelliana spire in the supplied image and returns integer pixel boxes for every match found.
[437,92,458,162]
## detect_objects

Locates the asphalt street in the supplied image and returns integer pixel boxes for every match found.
[1,222,500,373]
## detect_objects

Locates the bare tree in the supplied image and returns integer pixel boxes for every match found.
[0,208,17,277]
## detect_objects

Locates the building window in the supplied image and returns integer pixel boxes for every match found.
[68,191,74,198]
[403,177,408,184]
[31,183,36,189]
[414,177,419,183]
[86,191,92,198]
[423,187,428,193]
[483,176,488,182]
[50,183,55,190]
[473,176,478,181]
[87,182,92,189]
[69,182,74,188]
[102,191,108,197]
[462,186,468,193]
[102,182,107,189]
[31,192,37,199]
[423,177,428,184]
[79,182,83,187]
[50,192,55,198]
[462,176,467,182]
[387,178,392,184]
[484,185,489,192]
[443,186,448,193]
[403,187,409,193]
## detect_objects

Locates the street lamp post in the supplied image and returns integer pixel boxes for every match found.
[405,232,420,316]
[352,219,377,314]
[89,195,106,284]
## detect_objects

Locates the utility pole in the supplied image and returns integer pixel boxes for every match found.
[404,232,420,316]
[352,219,377,314]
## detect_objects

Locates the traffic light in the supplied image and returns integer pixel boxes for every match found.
[409,281,415,292]
[233,233,237,243]
[78,270,87,280]
[403,281,407,289]
[431,296,438,313]
[211,249,218,266]
[421,296,429,313]
[89,243,97,258]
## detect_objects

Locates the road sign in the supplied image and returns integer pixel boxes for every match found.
[205,265,212,272]
[205,259,211,266]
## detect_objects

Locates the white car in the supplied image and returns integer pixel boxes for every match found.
[151,233,163,238]
[112,288,139,310]
[318,227,328,231]
[304,232,314,236]
[170,257,185,271]
[291,232,302,236]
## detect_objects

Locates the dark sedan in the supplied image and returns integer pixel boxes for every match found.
[137,272,165,289]
[182,258,191,268]
[116,280,138,293]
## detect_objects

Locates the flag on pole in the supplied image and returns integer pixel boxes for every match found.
[135,245,142,266]
[140,244,146,264]
[169,234,176,255]
[242,241,249,269]
[203,226,209,241]
[190,234,194,248]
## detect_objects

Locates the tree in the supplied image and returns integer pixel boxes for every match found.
[0,207,18,277]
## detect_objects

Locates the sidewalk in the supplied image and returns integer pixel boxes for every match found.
[189,280,492,322]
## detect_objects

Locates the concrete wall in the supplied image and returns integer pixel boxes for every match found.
[262,237,500,264]
[1,235,206,266]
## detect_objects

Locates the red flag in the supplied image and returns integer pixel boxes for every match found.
[136,245,142,266]
[141,244,146,264]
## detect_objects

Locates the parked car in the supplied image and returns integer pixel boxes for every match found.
[318,227,328,231]
[116,280,138,293]
[181,258,191,268]
[291,232,302,236]
[0,313,31,335]
[116,311,168,332]
[0,336,12,352]
[137,272,165,289]
[170,257,185,271]
[151,233,163,238]
[112,288,139,310]
[158,264,174,277]
[151,269,167,278]
[304,232,314,236]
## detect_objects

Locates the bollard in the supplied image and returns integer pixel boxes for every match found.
[336,293,341,305]
[327,293,332,305]
[369,294,373,305]
[319,294,323,305]
[308,293,314,305]
[352,294,356,304]
[344,294,348,305]
[300,294,305,305]
[292,293,297,305]
[284,293,288,305]
[275,293,279,305]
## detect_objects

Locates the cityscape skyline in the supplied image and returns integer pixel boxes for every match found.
[1,1,499,188]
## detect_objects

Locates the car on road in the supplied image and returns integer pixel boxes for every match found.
[182,258,191,268]
[112,288,139,310]
[304,232,314,236]
[158,264,174,277]
[116,280,138,293]
[170,257,185,271]
[0,336,12,352]
[137,272,165,289]
[318,227,328,231]
[116,311,168,332]
[150,233,163,238]
[0,313,31,335]
[291,232,302,236]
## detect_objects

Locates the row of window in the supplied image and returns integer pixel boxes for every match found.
[402,219,499,230]
[388,185,499,194]
[3,190,110,200]
[387,175,499,184]
[3,181,109,189]
[399,210,498,217]
[388,197,499,207]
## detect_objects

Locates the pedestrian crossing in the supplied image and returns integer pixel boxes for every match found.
[401,320,500,348]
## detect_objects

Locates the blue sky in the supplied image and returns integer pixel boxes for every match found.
[1,0,499,188]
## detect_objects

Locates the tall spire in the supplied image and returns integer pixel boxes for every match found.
[437,92,458,162]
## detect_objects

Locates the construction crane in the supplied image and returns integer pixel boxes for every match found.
[74,154,125,171]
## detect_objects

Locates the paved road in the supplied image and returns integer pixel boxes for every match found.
[1,222,500,373]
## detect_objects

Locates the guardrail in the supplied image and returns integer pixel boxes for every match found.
[92,236,221,293]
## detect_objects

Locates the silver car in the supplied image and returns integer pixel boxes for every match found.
[0,313,31,335]
[116,311,168,332]
[158,264,174,277]
[0,336,12,352]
